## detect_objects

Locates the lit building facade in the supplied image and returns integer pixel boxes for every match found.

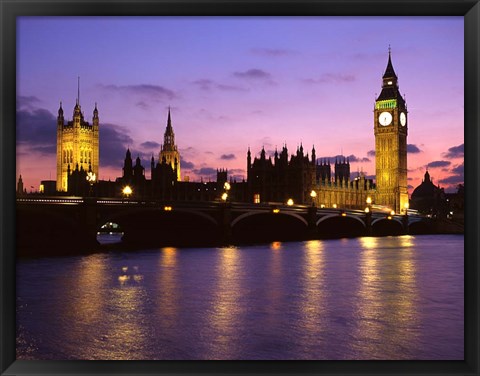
[159,108,181,181]
[56,90,99,192]
[374,50,409,213]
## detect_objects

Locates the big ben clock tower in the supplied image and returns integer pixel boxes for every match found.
[374,49,408,213]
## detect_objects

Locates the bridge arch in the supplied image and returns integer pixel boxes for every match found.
[316,213,366,238]
[99,207,220,247]
[316,214,366,228]
[232,211,308,228]
[231,211,308,243]
[99,207,219,230]
[371,217,404,236]
[16,205,85,256]
[408,219,433,234]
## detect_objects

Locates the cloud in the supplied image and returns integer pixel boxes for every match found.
[180,156,195,169]
[16,108,57,155]
[427,160,451,168]
[135,101,149,110]
[140,141,161,150]
[442,143,464,159]
[192,79,246,92]
[31,145,57,154]
[17,95,42,110]
[191,167,218,181]
[220,153,236,161]
[233,68,272,80]
[302,73,355,85]
[346,154,371,163]
[367,150,375,157]
[451,162,464,175]
[250,48,297,57]
[317,154,370,163]
[438,175,464,185]
[99,83,176,102]
[407,144,422,153]
[437,162,465,188]
[99,123,133,169]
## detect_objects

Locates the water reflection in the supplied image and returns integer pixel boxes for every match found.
[353,236,419,359]
[298,240,326,355]
[59,254,107,358]
[207,246,243,359]
[156,247,180,328]
[16,235,463,360]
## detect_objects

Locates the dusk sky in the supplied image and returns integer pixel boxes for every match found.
[16,16,464,193]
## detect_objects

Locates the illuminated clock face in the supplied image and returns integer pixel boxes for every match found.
[378,111,393,126]
[400,112,406,126]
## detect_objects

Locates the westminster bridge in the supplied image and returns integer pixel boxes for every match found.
[16,196,433,256]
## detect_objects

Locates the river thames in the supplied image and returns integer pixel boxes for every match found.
[16,234,463,360]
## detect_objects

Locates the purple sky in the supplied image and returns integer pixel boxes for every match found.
[16,16,464,193]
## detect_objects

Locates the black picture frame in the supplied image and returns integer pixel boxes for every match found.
[1,1,478,375]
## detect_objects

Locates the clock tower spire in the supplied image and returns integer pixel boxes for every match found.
[374,48,408,213]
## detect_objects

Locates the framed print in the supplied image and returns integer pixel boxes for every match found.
[1,1,479,375]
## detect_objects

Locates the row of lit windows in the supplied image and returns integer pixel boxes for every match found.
[62,149,92,164]
[375,99,397,109]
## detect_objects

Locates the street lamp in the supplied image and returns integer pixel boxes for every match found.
[221,192,228,201]
[123,185,132,199]
[224,182,231,191]
[310,190,317,206]
[86,171,96,196]
[366,196,372,205]
[287,198,294,206]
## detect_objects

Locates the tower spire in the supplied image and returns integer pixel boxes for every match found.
[167,106,172,130]
[383,46,397,80]
[77,76,80,105]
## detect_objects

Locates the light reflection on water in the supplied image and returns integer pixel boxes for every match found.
[16,235,464,360]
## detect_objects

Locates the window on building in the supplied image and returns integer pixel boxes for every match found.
[254,193,260,204]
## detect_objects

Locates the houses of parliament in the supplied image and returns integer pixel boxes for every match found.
[21,51,410,214]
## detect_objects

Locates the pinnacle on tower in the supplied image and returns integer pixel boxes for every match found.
[383,46,397,80]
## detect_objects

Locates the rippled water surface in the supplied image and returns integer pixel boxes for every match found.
[16,235,464,360]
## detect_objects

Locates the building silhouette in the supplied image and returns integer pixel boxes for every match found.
[56,79,99,192]
[247,145,375,208]
[410,170,446,216]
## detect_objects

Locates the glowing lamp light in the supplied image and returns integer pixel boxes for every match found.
[221,192,228,201]
[366,197,372,205]
[164,206,172,211]
[122,186,132,197]
[364,207,370,213]
[341,212,347,217]
[332,204,337,209]
[390,210,395,216]
[320,204,326,209]
[310,190,317,198]
[272,208,280,214]
[86,172,96,183]
[387,216,392,220]
[224,182,231,191]
[287,198,294,206]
